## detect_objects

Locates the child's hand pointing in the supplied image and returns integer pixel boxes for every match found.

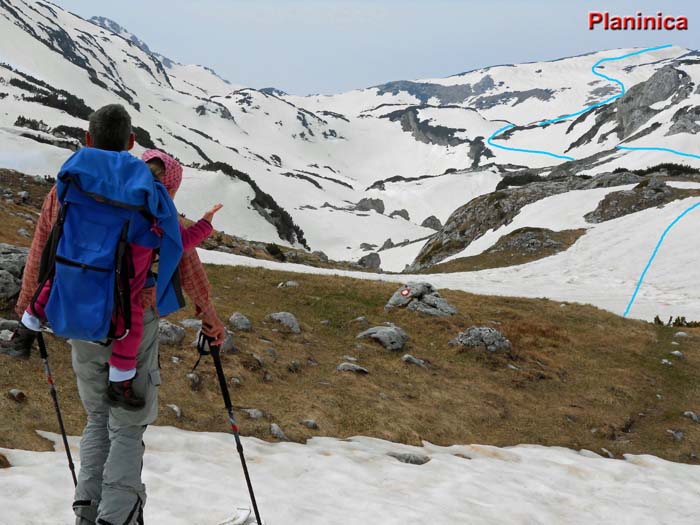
[202,203,223,224]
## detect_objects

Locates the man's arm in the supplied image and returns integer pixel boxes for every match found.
[178,248,226,344]
[15,186,59,318]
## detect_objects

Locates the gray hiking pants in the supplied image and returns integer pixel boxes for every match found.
[71,308,160,525]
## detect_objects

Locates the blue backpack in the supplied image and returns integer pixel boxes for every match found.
[31,149,184,343]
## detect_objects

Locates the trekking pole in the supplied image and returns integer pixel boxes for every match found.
[198,334,263,524]
[36,331,78,487]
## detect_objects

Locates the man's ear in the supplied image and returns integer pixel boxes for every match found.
[85,132,93,148]
[127,132,135,151]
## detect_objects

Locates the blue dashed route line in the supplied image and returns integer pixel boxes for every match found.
[623,201,700,318]
[487,44,674,162]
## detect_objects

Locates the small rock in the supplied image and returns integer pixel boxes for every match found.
[356,324,409,352]
[231,377,242,387]
[674,332,689,338]
[300,419,319,430]
[242,408,265,420]
[307,357,319,367]
[379,393,388,400]
[0,453,10,468]
[670,350,684,359]
[421,215,443,230]
[342,355,358,362]
[267,312,301,334]
[671,341,680,346]
[264,348,278,361]
[171,356,181,365]
[159,320,186,345]
[355,198,385,214]
[683,411,699,423]
[507,364,521,371]
[186,372,201,390]
[17,191,29,202]
[380,238,394,251]
[450,327,512,353]
[263,371,273,382]
[667,429,684,442]
[229,312,253,332]
[601,448,615,459]
[278,280,299,288]
[16,228,30,238]
[7,389,26,403]
[0,330,13,342]
[270,423,289,441]
[350,316,369,326]
[337,362,369,374]
[252,353,265,368]
[661,359,673,366]
[288,360,302,373]
[388,452,431,465]
[401,354,427,368]
[321,320,330,326]
[166,404,182,419]
[180,319,202,330]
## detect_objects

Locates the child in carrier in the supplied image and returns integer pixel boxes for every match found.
[23,149,223,410]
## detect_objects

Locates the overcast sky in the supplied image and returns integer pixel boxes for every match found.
[53,0,699,95]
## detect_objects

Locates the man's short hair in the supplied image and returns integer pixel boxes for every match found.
[88,104,132,151]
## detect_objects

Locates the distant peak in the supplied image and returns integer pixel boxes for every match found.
[89,15,153,56]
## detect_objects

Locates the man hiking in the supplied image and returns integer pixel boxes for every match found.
[3,104,226,524]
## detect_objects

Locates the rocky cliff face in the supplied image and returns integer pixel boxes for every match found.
[407,171,649,272]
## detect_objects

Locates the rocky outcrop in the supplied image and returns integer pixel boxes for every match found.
[355,198,385,214]
[408,171,649,271]
[584,178,677,223]
[668,105,700,136]
[488,228,563,254]
[616,66,693,138]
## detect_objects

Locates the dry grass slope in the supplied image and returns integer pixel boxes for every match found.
[0,170,698,464]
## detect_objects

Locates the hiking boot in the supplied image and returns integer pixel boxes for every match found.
[0,323,35,359]
[107,377,146,410]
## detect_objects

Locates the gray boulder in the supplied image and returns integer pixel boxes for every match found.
[385,282,458,317]
[180,319,202,330]
[355,198,385,214]
[421,215,443,230]
[389,209,410,221]
[267,312,301,334]
[450,327,512,353]
[0,270,20,303]
[357,324,409,352]
[229,312,253,332]
[0,319,19,331]
[312,250,329,262]
[158,320,186,345]
[270,423,289,441]
[358,252,381,270]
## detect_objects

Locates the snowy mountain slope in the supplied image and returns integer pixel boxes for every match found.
[3,426,700,524]
[1,0,699,272]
